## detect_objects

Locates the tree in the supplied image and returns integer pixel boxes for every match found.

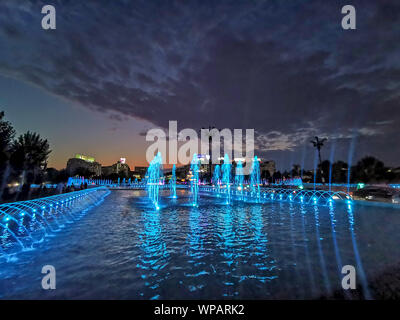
[45,168,59,182]
[45,167,69,184]
[56,169,69,183]
[261,169,271,181]
[310,136,327,183]
[282,170,290,179]
[0,112,15,162]
[352,156,385,183]
[291,164,301,177]
[10,132,51,197]
[331,161,348,183]
[318,160,331,183]
[0,111,15,199]
[273,171,282,182]
[310,136,327,165]
[73,167,93,178]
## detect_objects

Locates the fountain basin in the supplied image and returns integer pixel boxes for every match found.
[0,189,399,299]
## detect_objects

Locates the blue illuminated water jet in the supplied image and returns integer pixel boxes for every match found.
[190,154,200,206]
[250,156,261,202]
[146,152,163,210]
[347,136,357,193]
[346,203,372,299]
[170,164,177,199]
[213,165,221,194]
[235,160,244,200]
[0,187,110,256]
[221,154,231,204]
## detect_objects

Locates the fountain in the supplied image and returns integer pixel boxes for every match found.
[221,154,231,204]
[250,156,261,201]
[235,160,244,200]
[146,152,163,210]
[170,164,177,199]
[0,187,110,256]
[129,153,350,209]
[190,154,200,206]
[213,165,221,195]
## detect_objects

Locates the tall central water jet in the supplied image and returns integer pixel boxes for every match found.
[146,152,163,210]
[213,165,221,194]
[222,154,231,204]
[235,160,244,200]
[250,156,261,201]
[190,154,200,206]
[170,164,177,199]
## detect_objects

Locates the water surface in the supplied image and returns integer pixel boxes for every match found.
[1,190,399,299]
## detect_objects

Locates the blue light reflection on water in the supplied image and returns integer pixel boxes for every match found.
[346,203,372,299]
[313,205,332,296]
[0,190,400,299]
[300,202,317,296]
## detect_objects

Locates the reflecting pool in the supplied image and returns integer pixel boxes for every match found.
[1,190,399,299]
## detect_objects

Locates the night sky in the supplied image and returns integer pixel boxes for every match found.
[0,0,399,171]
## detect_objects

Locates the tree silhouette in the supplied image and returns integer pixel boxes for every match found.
[10,132,51,196]
[318,160,331,183]
[291,164,301,177]
[0,112,15,161]
[310,136,327,165]
[331,161,348,183]
[310,136,327,184]
[0,111,15,199]
[352,156,385,183]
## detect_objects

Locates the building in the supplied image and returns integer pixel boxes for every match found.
[66,154,102,177]
[175,164,190,180]
[102,159,131,177]
[134,166,148,179]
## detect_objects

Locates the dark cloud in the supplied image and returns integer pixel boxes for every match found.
[0,0,399,168]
